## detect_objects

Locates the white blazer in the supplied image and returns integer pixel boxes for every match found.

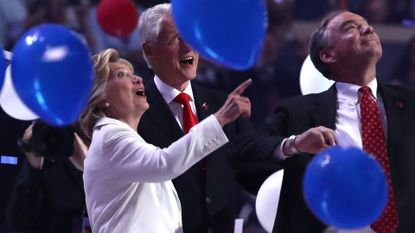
[84,115,228,233]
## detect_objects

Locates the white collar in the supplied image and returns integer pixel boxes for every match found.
[335,78,378,104]
[154,75,195,104]
[94,116,131,129]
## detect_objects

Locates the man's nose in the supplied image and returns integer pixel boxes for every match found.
[361,24,374,35]
[179,37,192,52]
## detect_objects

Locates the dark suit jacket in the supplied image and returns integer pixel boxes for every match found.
[266,84,415,233]
[138,79,261,233]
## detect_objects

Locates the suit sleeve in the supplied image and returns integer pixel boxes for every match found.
[227,105,288,194]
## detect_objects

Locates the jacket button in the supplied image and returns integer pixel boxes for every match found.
[205,197,211,204]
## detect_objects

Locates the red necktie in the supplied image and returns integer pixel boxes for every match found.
[174,93,206,171]
[174,93,198,134]
[359,87,398,233]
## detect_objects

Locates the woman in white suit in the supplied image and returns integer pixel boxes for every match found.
[79,48,251,233]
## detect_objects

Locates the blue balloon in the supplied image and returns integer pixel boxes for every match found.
[303,146,388,229]
[0,48,6,90]
[172,0,266,70]
[11,24,93,126]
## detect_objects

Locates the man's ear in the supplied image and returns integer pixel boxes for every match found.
[320,49,335,64]
[142,41,152,59]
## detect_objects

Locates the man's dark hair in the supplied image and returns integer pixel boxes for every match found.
[309,10,347,79]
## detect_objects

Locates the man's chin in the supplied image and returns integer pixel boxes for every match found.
[182,72,197,81]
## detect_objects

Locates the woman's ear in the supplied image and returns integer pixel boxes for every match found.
[98,101,110,109]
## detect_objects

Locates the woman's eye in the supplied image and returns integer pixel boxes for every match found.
[117,72,126,78]
[118,71,133,78]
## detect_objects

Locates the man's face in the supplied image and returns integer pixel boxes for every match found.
[323,12,382,64]
[147,14,199,88]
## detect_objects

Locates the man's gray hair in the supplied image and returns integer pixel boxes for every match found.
[138,3,172,68]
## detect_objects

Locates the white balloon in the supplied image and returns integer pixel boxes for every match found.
[299,55,334,95]
[255,169,284,233]
[3,50,12,60]
[0,65,38,121]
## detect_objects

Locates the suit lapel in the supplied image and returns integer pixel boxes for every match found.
[144,79,184,139]
[378,84,405,155]
[310,85,337,130]
[192,84,214,121]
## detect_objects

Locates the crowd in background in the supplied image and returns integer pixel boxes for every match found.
[2,1,415,232]
[2,0,415,127]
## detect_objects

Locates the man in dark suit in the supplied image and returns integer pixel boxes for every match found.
[136,3,275,233]
[260,10,415,233]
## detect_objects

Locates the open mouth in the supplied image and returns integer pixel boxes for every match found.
[136,90,145,96]
[180,56,194,65]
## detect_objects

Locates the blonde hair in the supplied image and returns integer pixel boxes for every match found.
[79,48,133,138]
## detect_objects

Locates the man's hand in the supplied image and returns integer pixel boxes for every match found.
[69,133,88,171]
[214,79,252,127]
[294,126,337,154]
[22,124,44,170]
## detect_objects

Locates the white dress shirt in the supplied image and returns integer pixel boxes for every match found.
[276,78,387,162]
[278,79,385,233]
[84,115,228,233]
[331,79,385,233]
[154,75,198,129]
[335,78,387,148]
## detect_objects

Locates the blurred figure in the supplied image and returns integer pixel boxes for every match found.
[10,0,95,52]
[0,0,27,50]
[87,1,152,80]
[360,0,389,23]
[292,0,336,20]
[7,123,88,233]
[387,0,414,23]
[79,48,251,232]
[253,0,304,124]
[390,36,415,87]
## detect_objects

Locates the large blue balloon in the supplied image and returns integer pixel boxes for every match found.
[303,146,388,229]
[0,48,6,90]
[11,24,93,126]
[172,0,266,70]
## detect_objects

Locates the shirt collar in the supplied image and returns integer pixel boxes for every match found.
[154,75,195,104]
[335,78,378,103]
[95,116,130,129]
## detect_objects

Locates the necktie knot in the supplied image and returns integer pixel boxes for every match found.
[359,86,372,99]
[173,92,197,134]
[174,92,205,171]
[174,93,191,105]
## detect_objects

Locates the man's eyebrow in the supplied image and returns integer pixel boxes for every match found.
[340,18,369,30]
[340,19,355,30]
